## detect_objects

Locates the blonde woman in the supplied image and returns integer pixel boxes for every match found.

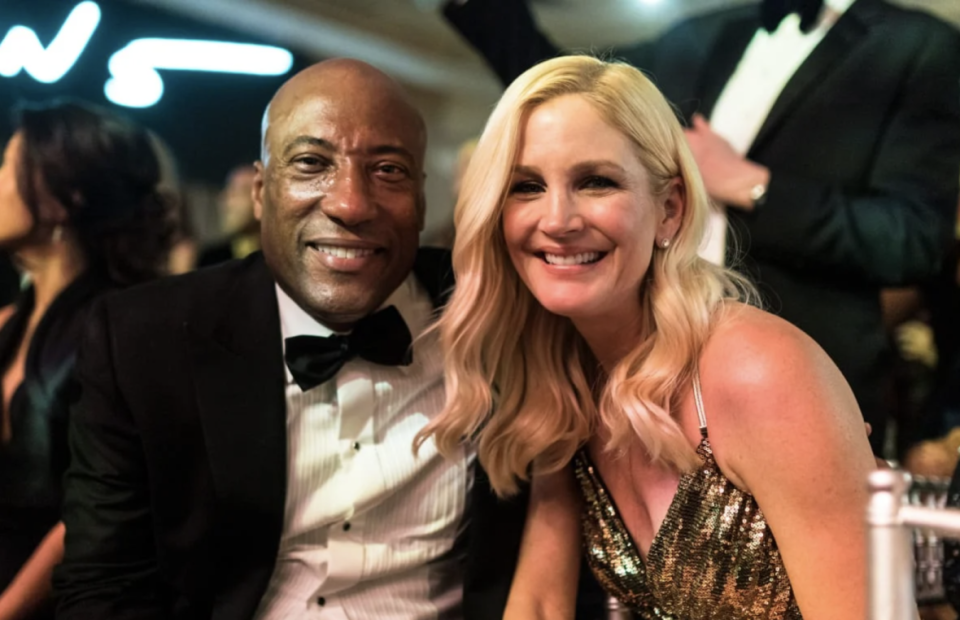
[418,56,876,619]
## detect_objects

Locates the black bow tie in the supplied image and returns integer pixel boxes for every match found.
[284,305,413,391]
[760,0,824,33]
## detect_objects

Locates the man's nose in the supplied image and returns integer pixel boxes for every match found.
[321,166,376,227]
[539,189,584,236]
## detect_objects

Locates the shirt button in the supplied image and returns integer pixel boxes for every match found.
[343,522,351,531]
[317,597,326,606]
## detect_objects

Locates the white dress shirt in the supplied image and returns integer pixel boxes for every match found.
[701,0,856,265]
[254,275,473,620]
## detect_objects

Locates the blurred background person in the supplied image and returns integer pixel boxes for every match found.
[887,190,960,475]
[197,164,260,268]
[451,137,477,200]
[424,137,478,249]
[148,132,198,276]
[0,100,174,619]
[166,194,199,276]
[438,0,960,458]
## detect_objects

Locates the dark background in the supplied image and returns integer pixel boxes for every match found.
[0,0,312,185]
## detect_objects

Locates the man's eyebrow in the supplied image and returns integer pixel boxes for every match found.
[368,144,416,162]
[283,136,334,156]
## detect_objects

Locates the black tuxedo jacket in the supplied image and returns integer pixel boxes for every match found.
[53,250,526,620]
[446,0,960,452]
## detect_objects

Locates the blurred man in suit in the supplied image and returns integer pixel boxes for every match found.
[441,0,960,454]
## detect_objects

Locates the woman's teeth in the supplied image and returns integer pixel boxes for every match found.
[543,252,601,266]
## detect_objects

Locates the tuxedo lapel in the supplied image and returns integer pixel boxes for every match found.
[180,249,451,614]
[188,248,449,513]
[185,255,287,550]
[413,246,454,311]
[749,0,877,154]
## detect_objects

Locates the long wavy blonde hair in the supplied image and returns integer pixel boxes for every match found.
[417,55,756,496]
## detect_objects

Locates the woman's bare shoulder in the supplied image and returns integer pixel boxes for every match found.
[703,302,835,388]
[697,302,869,485]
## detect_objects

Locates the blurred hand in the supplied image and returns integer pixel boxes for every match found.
[683,114,770,210]
[903,440,957,478]
[895,320,937,368]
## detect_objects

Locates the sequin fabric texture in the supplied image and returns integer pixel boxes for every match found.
[573,437,802,620]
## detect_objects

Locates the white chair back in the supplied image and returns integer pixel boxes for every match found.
[867,468,959,620]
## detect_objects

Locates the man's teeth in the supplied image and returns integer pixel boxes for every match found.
[543,252,600,266]
[314,246,375,259]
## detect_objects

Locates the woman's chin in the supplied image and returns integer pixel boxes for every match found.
[535,297,598,321]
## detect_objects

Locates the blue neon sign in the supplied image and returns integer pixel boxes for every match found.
[0,2,101,84]
[0,1,293,108]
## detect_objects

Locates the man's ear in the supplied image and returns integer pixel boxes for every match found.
[252,161,265,221]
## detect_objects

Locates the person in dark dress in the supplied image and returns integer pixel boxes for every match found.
[0,100,173,619]
[0,254,21,308]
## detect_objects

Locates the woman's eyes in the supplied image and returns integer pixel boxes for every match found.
[509,180,544,194]
[581,175,618,190]
[509,176,619,195]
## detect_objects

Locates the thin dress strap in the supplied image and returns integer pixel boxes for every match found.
[692,367,708,438]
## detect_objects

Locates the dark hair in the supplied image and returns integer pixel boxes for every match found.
[14,99,175,285]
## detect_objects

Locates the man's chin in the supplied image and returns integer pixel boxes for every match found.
[303,307,375,332]
[299,286,393,331]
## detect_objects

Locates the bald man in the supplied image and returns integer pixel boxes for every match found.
[53,60,525,620]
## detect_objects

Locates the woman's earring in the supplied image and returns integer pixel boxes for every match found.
[51,225,63,244]
[660,238,670,249]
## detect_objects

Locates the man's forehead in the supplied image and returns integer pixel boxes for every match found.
[267,94,424,157]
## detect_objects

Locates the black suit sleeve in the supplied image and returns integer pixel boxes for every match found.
[740,25,960,286]
[443,0,559,86]
[444,0,656,87]
[53,299,163,620]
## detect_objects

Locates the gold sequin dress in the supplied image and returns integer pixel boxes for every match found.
[572,374,802,619]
